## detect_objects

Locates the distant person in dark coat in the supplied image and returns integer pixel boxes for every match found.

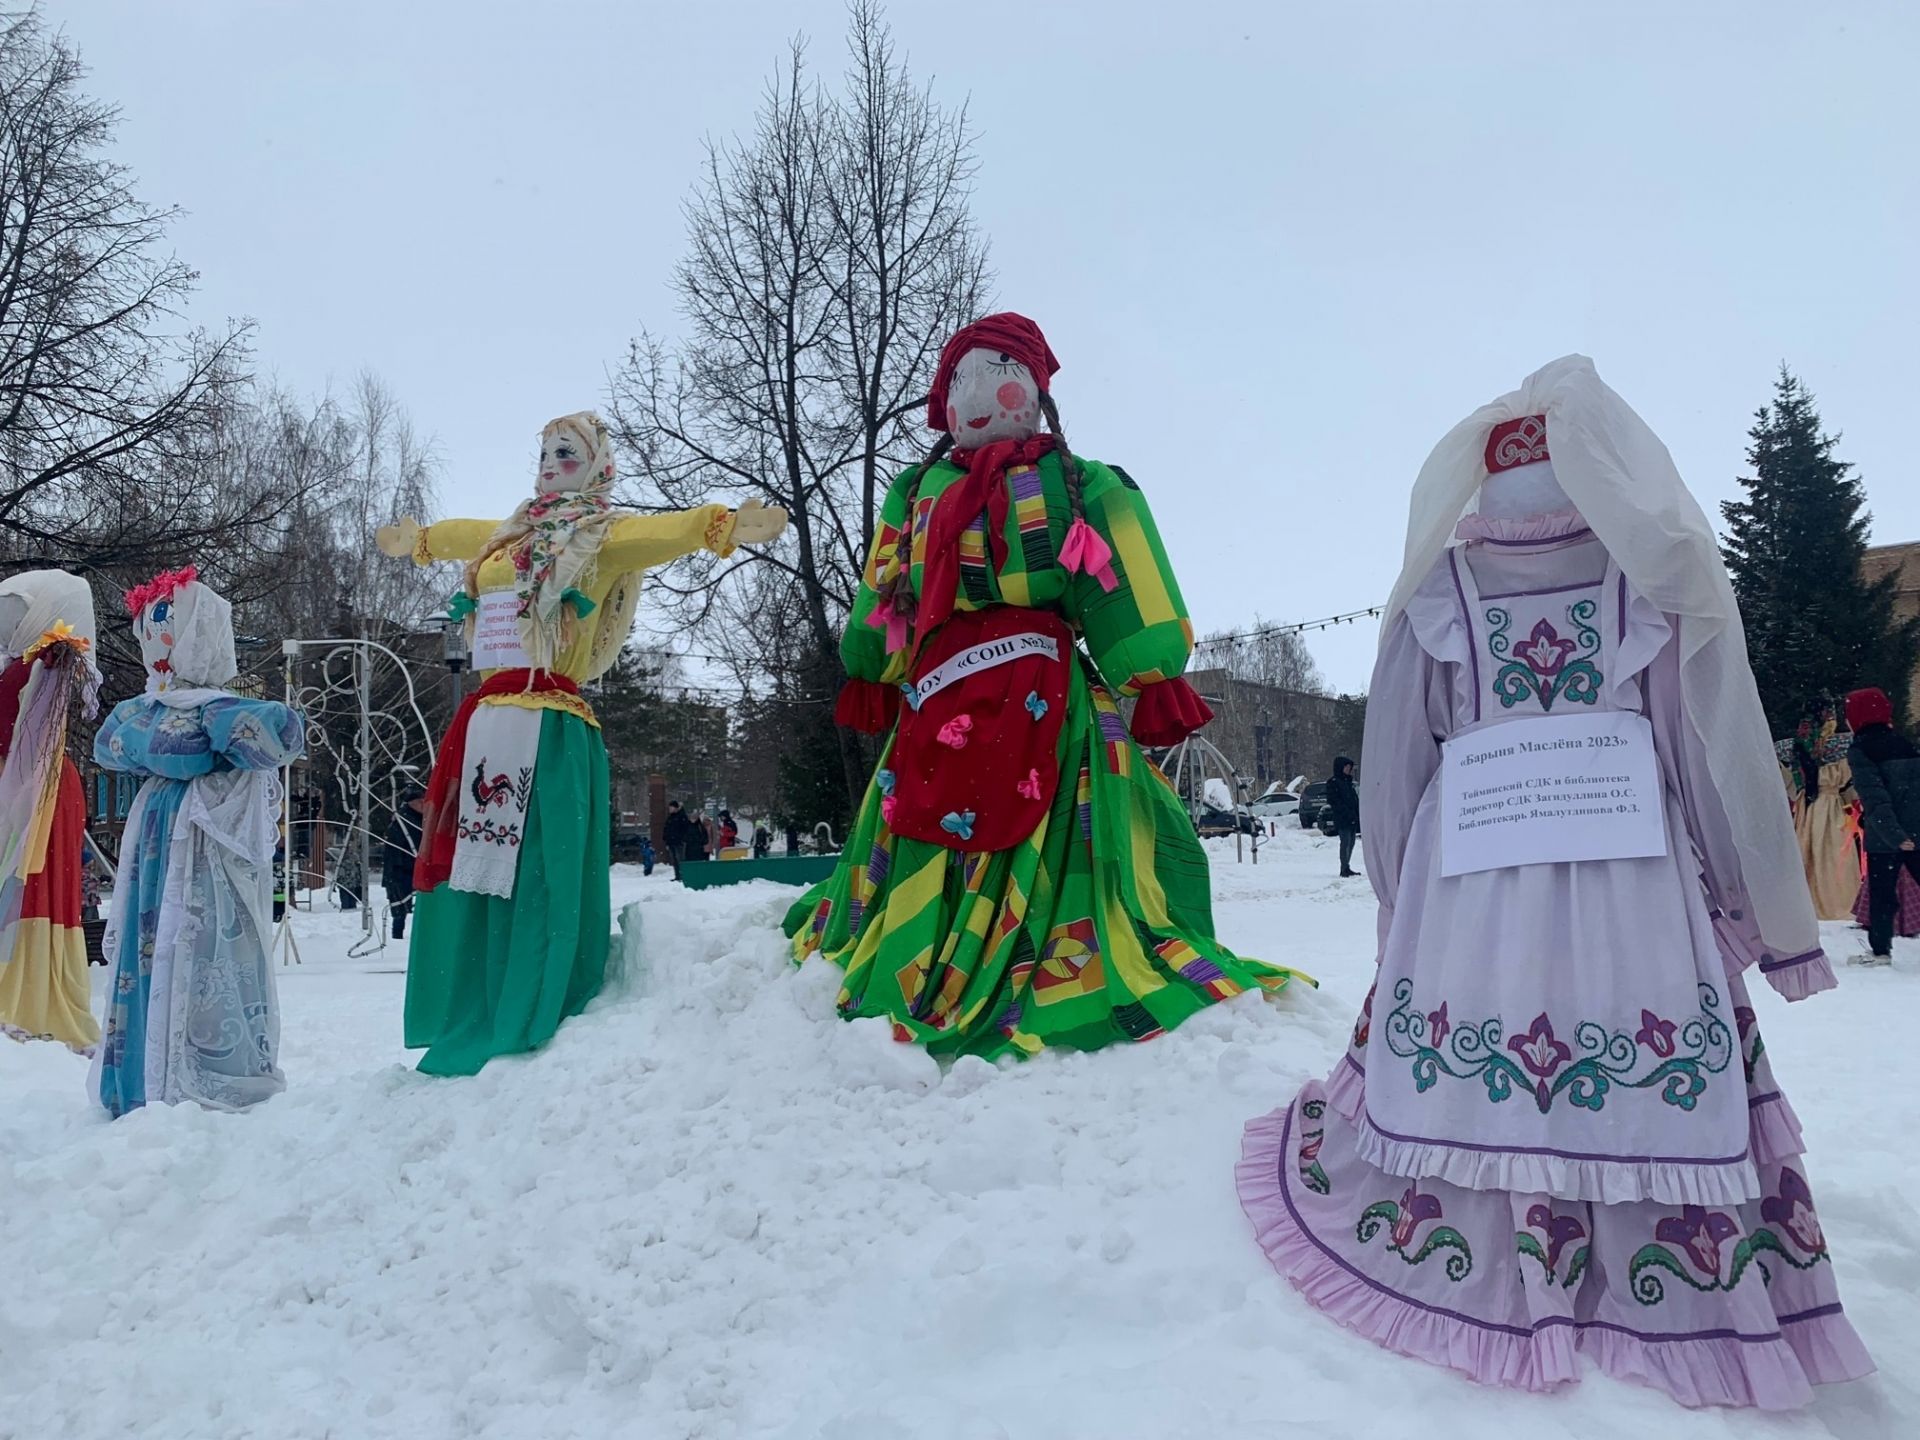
[1328,755,1361,878]
[384,791,427,939]
[1845,687,1920,966]
[752,824,771,859]
[664,800,693,881]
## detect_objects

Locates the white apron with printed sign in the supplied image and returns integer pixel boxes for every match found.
[1237,523,1871,1408]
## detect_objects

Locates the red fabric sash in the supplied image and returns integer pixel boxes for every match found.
[414,669,582,893]
[910,433,1057,666]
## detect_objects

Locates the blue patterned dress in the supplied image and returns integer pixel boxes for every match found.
[93,695,305,1117]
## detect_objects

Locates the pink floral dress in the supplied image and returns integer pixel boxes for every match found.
[1237,516,1873,1408]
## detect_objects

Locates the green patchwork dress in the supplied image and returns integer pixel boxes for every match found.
[785,450,1303,1058]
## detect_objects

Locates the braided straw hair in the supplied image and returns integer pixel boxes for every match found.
[1036,392,1086,530]
[887,432,955,590]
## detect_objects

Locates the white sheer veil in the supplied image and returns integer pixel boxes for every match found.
[1383,354,1816,955]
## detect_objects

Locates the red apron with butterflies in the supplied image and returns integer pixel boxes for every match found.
[887,607,1072,853]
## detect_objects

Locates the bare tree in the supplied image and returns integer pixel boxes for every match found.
[1189,620,1345,790]
[0,8,254,573]
[1194,619,1329,695]
[610,0,990,812]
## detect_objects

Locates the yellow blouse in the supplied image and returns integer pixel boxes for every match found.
[414,504,735,684]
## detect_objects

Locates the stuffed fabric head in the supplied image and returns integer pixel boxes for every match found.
[127,567,238,691]
[1473,416,1575,522]
[942,348,1042,445]
[0,569,98,664]
[468,411,629,677]
[536,412,616,499]
[926,313,1060,440]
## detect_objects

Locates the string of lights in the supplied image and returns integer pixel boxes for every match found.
[1191,605,1386,648]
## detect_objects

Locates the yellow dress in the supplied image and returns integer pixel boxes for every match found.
[0,654,99,1055]
[1780,749,1859,922]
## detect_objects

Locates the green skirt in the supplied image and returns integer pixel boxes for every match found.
[784,659,1302,1060]
[404,709,611,1076]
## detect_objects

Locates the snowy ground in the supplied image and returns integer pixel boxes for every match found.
[2,831,1915,1440]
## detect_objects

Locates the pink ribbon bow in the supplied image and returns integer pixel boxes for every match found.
[1058,517,1117,592]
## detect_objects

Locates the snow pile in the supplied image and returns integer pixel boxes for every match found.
[1,834,1914,1439]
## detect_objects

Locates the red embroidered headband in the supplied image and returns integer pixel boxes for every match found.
[1486,415,1550,474]
[125,564,198,617]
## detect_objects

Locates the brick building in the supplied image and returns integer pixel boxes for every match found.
[1862,540,1920,719]
[1184,668,1367,792]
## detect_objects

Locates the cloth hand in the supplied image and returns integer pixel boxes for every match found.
[1902,839,1916,852]
[376,517,422,557]
[731,499,788,545]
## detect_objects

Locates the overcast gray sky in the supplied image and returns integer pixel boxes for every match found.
[50,0,1920,692]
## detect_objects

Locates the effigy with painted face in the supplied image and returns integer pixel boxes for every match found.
[785,312,1304,1058]
[376,411,787,1077]
[92,567,306,1116]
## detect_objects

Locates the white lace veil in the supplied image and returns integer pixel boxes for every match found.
[153,580,239,692]
[1383,354,1816,955]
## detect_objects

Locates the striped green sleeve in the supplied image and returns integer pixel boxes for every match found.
[1066,460,1196,695]
[841,468,918,682]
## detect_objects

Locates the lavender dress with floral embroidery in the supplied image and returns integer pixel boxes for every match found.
[1238,516,1873,1409]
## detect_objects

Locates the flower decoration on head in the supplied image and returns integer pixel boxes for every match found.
[125,565,199,618]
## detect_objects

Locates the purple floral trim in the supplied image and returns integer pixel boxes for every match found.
[1385,980,1733,1115]
[1449,550,1481,723]
[1758,948,1823,974]
[1272,1106,1835,1346]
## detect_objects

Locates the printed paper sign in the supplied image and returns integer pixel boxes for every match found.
[905,630,1060,709]
[1439,710,1668,877]
[471,591,532,672]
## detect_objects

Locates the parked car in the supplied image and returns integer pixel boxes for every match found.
[1194,804,1258,838]
[1297,782,1331,829]
[1248,792,1299,823]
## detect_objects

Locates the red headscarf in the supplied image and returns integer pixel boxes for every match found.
[899,315,1063,664]
[1846,687,1894,731]
[925,313,1060,432]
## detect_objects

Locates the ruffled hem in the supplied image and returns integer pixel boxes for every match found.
[1238,1107,1875,1410]
[1582,1313,1872,1409]
[1343,1106,1761,1206]
[0,1018,96,1057]
[1238,1109,1580,1393]
[1453,508,1591,544]
[1130,677,1213,747]
[1759,948,1837,1002]
[1328,1056,1807,1179]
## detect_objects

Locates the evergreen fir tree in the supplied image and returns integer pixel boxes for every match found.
[1720,368,1918,734]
